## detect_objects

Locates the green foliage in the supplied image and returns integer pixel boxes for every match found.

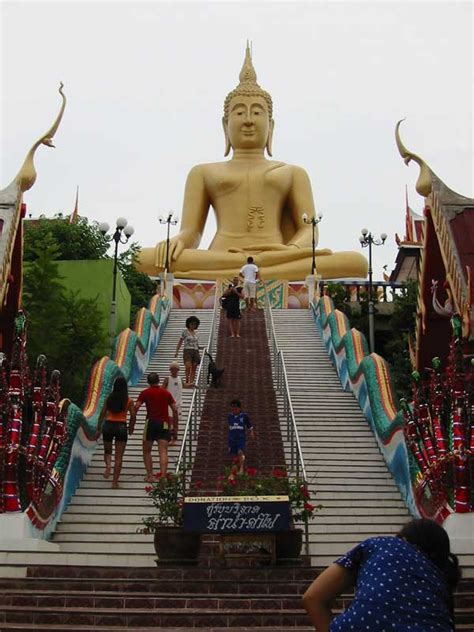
[142,472,187,530]
[382,280,418,399]
[58,291,108,402]
[324,280,417,399]
[324,282,370,338]
[22,242,107,404]
[23,215,156,326]
[118,243,156,324]
[24,215,109,261]
[22,235,66,366]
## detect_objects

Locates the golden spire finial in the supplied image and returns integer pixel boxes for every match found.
[395,119,433,197]
[238,40,258,86]
[9,82,66,193]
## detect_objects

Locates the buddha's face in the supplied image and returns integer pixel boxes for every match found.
[226,95,271,150]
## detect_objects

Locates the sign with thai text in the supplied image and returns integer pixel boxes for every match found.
[183,495,291,533]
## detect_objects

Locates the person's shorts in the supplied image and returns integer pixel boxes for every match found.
[226,307,241,320]
[144,419,171,443]
[183,349,200,365]
[228,437,246,455]
[102,421,128,443]
[243,281,257,299]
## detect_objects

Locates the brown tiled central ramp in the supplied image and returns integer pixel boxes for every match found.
[191,310,286,490]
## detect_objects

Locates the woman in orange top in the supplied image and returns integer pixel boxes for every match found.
[98,376,136,489]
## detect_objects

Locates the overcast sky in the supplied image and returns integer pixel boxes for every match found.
[1,1,472,280]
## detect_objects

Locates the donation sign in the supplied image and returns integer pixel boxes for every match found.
[183,495,291,533]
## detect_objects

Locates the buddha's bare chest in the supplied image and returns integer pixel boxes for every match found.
[204,163,292,204]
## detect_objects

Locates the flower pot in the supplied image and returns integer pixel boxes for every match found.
[153,527,201,565]
[275,528,303,562]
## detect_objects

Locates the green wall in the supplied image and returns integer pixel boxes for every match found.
[55,260,131,338]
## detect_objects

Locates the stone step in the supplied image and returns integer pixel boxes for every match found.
[0,605,313,628]
[0,553,156,568]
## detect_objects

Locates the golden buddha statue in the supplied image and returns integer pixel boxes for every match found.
[138,45,367,281]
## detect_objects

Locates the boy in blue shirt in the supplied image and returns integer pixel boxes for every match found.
[227,399,255,475]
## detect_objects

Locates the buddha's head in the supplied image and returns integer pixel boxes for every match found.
[223,44,274,156]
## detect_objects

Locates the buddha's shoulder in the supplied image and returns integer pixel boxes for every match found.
[186,160,308,175]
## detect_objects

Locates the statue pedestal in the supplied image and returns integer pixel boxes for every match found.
[0,513,60,551]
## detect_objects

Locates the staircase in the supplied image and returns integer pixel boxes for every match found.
[272,309,412,566]
[1,306,473,629]
[0,309,213,570]
[190,310,285,492]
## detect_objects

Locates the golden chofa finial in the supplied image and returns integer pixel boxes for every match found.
[395,119,433,197]
[224,43,273,121]
[10,82,67,193]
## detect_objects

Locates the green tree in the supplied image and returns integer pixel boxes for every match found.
[59,292,107,402]
[24,215,156,326]
[24,215,109,261]
[22,235,65,365]
[118,243,157,324]
[382,280,418,399]
[23,241,106,404]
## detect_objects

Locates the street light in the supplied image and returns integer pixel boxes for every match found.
[99,218,134,345]
[159,212,179,273]
[302,212,323,275]
[359,229,387,353]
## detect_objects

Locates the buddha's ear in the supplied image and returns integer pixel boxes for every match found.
[222,117,231,157]
[266,119,275,157]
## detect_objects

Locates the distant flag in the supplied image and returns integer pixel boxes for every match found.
[69,186,79,224]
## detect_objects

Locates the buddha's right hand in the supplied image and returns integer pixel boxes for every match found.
[155,236,187,269]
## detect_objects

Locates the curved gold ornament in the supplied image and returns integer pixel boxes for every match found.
[11,82,67,193]
[395,119,433,197]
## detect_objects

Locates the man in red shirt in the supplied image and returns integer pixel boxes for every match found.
[135,372,179,481]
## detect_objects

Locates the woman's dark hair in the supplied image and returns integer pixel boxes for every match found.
[106,376,129,413]
[185,316,200,329]
[398,518,460,614]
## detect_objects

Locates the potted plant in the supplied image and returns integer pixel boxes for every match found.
[219,465,321,560]
[140,471,201,564]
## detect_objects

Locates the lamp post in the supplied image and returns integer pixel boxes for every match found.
[99,217,134,346]
[159,212,179,273]
[359,229,387,353]
[302,212,323,275]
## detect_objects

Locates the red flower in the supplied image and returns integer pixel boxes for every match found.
[272,468,287,478]
[300,485,310,499]
[304,502,315,512]
[228,478,237,486]
[232,457,239,464]
[247,467,257,477]
[154,472,163,479]
[194,480,203,489]
[144,486,152,493]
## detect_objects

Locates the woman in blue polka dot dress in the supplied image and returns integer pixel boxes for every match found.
[302,519,460,631]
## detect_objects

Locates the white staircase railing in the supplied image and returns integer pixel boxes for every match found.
[176,292,220,476]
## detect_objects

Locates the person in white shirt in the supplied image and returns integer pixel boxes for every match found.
[239,256,260,311]
[162,362,183,417]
